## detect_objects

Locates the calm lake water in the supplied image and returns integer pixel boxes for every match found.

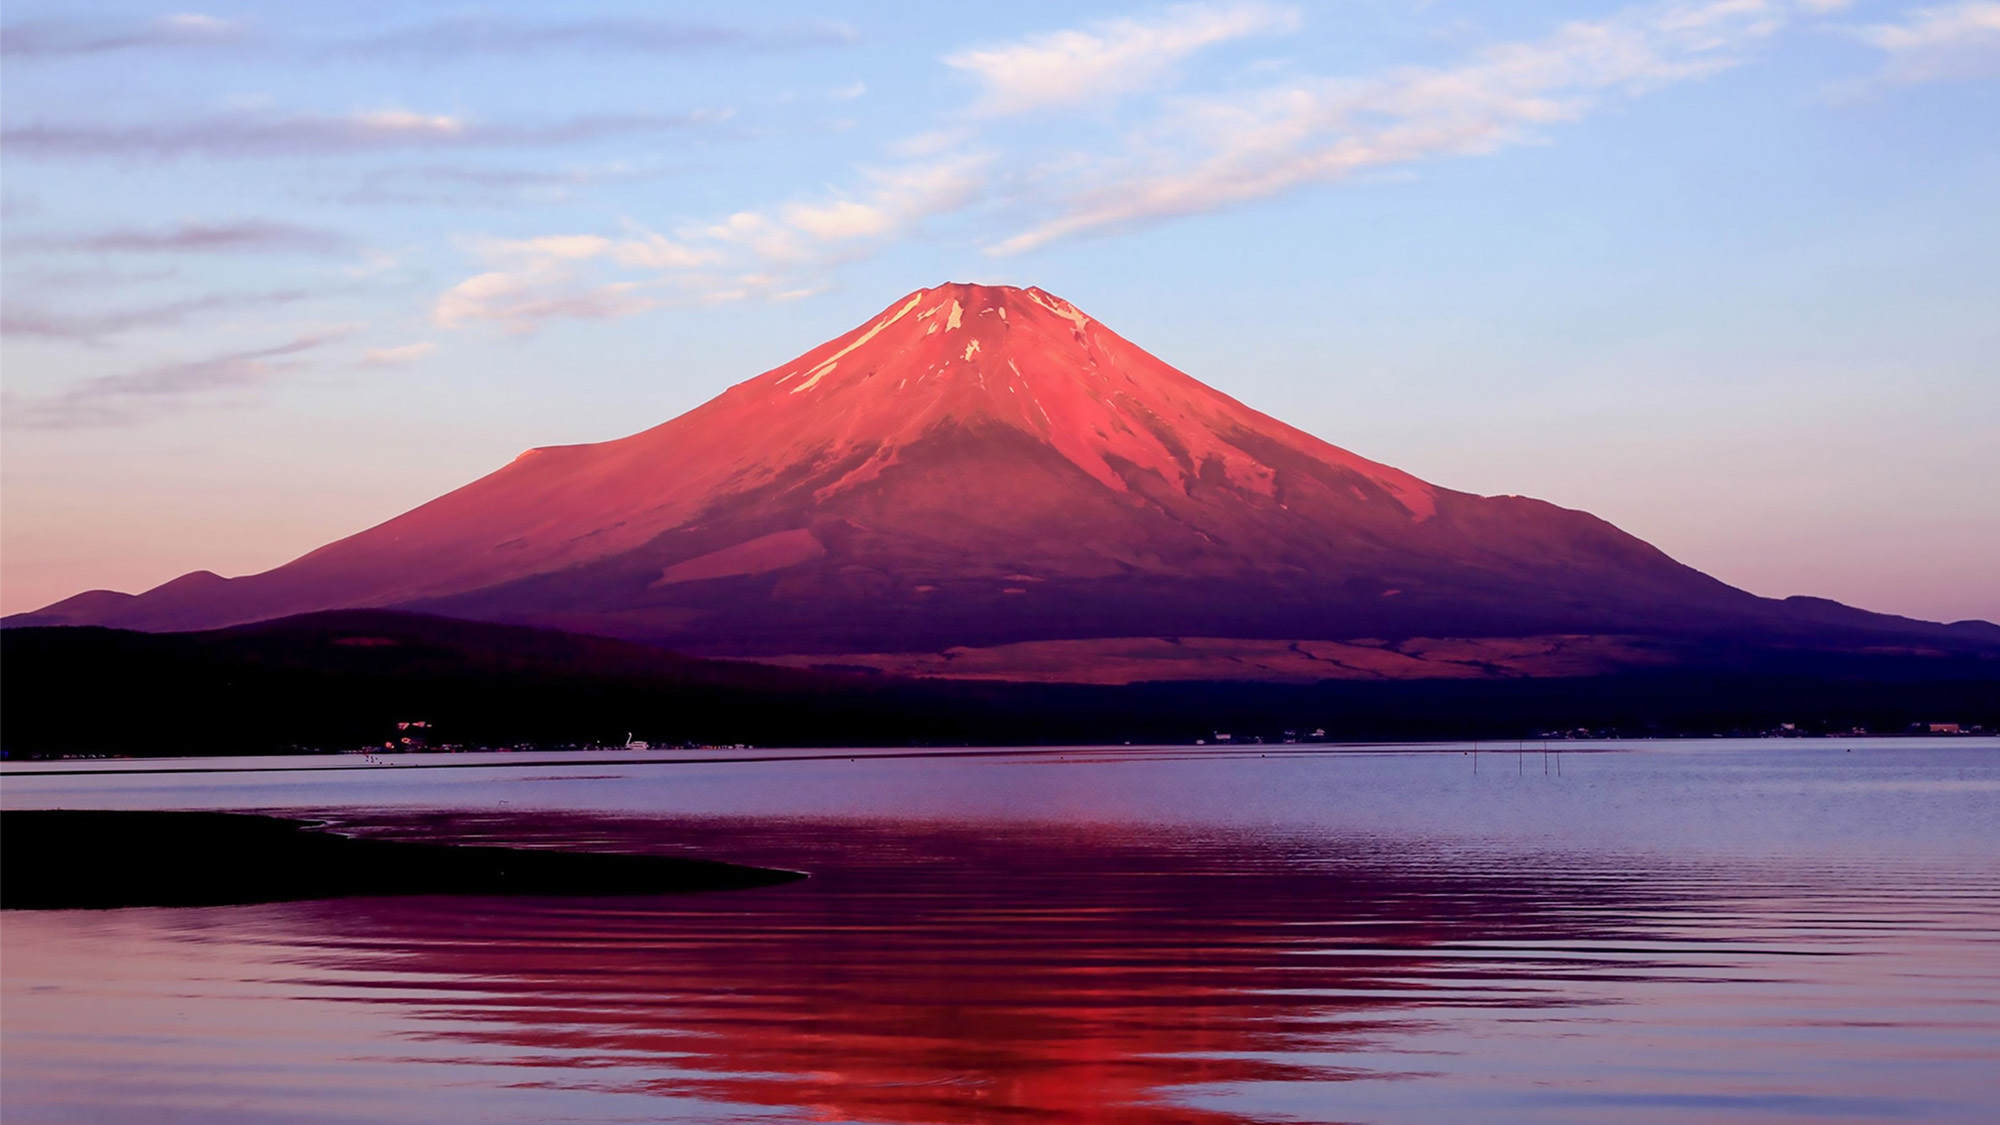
[4,738,1997,1124]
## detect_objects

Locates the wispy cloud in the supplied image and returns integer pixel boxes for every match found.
[0,289,311,342]
[339,16,856,56]
[719,156,990,258]
[0,14,854,60]
[431,0,1845,318]
[4,331,350,428]
[1851,1,2000,82]
[945,1,1299,115]
[360,342,437,366]
[0,13,243,59]
[990,0,1806,253]
[3,108,726,160]
[432,155,986,330]
[430,231,707,331]
[15,220,350,255]
[432,271,657,333]
[12,264,182,290]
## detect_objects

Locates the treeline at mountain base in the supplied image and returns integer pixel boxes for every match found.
[5,612,1995,758]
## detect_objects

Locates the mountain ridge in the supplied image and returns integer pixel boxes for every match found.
[11,282,1995,678]
[7,609,1997,757]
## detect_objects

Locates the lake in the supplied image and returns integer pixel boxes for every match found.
[4,738,1997,1124]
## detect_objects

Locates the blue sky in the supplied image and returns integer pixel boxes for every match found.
[3,0,1996,621]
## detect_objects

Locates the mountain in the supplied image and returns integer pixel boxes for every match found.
[11,282,1996,681]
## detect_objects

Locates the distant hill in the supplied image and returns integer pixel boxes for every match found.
[4,611,1993,757]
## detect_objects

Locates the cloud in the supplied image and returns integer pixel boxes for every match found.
[773,156,989,246]
[671,155,986,274]
[430,229,709,331]
[612,231,716,269]
[945,1,1299,115]
[13,265,182,290]
[1851,1,2000,82]
[1,14,854,61]
[16,220,350,255]
[430,0,1838,319]
[433,156,984,330]
[361,342,437,366]
[4,330,350,428]
[0,289,311,342]
[433,269,655,332]
[0,13,244,59]
[479,234,616,260]
[989,0,1807,253]
[339,16,856,56]
[3,108,724,160]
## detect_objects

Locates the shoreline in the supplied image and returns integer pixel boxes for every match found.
[7,734,1992,779]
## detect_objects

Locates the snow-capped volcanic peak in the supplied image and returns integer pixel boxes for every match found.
[22,279,1832,668]
[730,283,1435,516]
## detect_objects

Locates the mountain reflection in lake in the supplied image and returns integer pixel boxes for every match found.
[4,741,1998,1124]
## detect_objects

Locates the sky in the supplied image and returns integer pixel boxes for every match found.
[2,0,1995,623]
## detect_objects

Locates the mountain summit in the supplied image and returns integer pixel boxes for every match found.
[15,283,1991,682]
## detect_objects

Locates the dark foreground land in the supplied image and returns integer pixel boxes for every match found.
[3,610,1996,757]
[0,810,804,909]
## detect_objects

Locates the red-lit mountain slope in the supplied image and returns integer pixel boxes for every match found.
[14,283,1994,681]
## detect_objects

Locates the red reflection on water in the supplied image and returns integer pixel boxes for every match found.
[259,814,1651,1124]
